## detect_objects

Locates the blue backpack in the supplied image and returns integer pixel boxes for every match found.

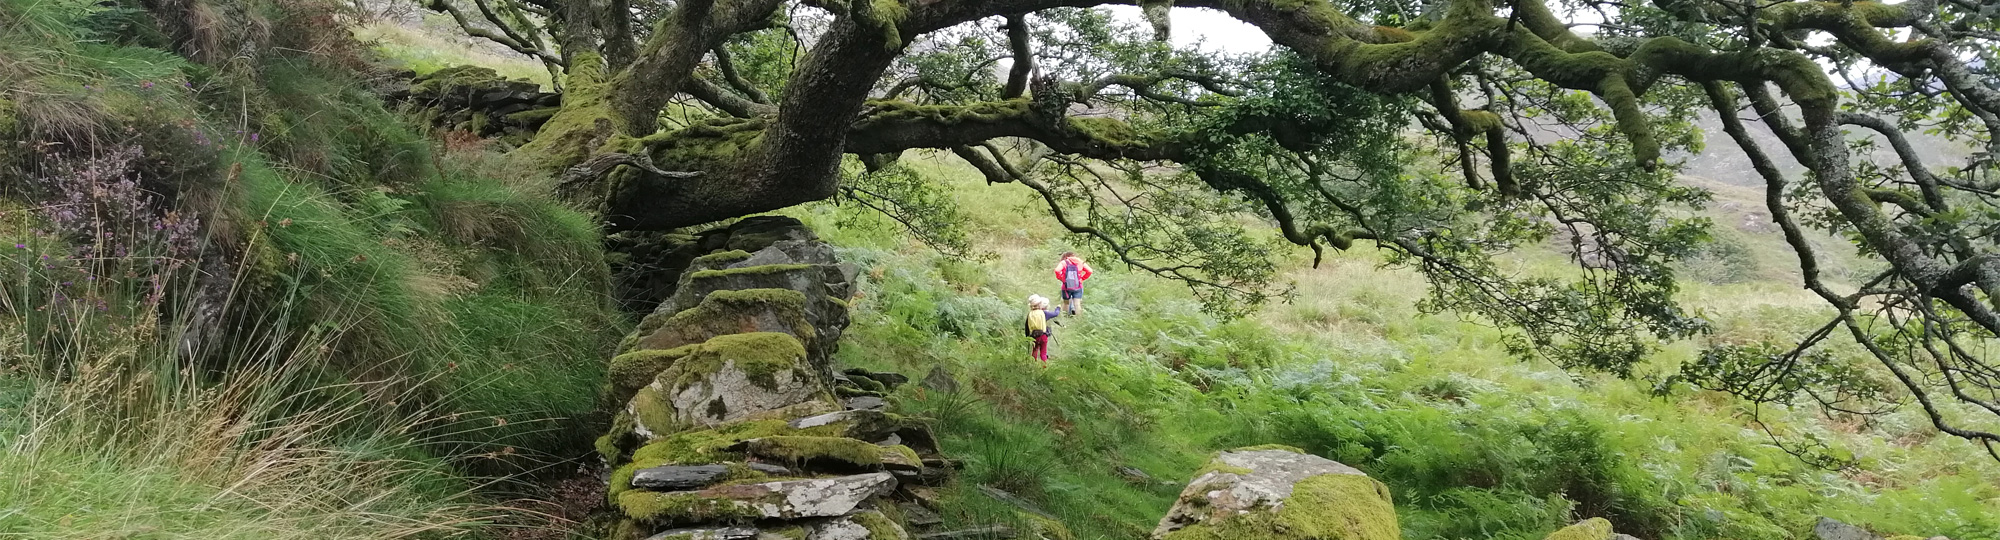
[1062,262,1082,290]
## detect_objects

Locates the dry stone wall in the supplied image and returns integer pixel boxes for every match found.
[591,217,1011,540]
[379,65,560,147]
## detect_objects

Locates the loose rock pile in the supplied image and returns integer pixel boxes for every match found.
[592,218,1041,540]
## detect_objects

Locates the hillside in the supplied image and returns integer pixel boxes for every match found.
[1,2,1996,540]
[794,156,1999,540]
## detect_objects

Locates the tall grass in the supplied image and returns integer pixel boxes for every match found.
[0,164,505,538]
[0,340,507,539]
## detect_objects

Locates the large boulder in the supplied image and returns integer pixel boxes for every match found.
[1152,446,1397,540]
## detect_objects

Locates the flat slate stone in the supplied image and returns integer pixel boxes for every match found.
[633,464,732,491]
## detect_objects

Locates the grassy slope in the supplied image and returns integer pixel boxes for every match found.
[0,1,620,536]
[795,155,2000,540]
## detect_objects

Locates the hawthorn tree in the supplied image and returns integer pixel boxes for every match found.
[427,0,2000,461]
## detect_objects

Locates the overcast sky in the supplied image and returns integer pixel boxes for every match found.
[1103,6,1274,54]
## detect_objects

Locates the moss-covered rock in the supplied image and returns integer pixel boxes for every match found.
[809,509,911,540]
[631,288,817,354]
[619,472,898,525]
[788,409,941,454]
[627,332,837,434]
[607,420,820,500]
[1153,448,1394,540]
[847,375,888,394]
[739,436,922,473]
[618,488,770,525]
[605,345,697,409]
[391,65,556,142]
[718,215,820,252]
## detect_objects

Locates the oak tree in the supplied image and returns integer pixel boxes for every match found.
[429,0,2000,461]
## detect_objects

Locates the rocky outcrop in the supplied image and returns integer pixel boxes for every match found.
[1151,446,1396,540]
[381,65,561,147]
[593,218,1029,540]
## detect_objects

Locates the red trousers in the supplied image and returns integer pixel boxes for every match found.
[1030,334,1050,364]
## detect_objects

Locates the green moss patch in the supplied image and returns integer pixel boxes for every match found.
[850,510,907,539]
[606,346,697,406]
[685,263,817,281]
[672,332,810,391]
[692,249,753,266]
[744,436,913,472]
[617,489,768,524]
[633,289,816,352]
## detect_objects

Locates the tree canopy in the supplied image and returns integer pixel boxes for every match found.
[427,0,2000,462]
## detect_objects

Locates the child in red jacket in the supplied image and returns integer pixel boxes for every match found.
[1052,252,1092,315]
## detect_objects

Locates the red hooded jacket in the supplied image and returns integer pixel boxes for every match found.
[1053,256,1093,289]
